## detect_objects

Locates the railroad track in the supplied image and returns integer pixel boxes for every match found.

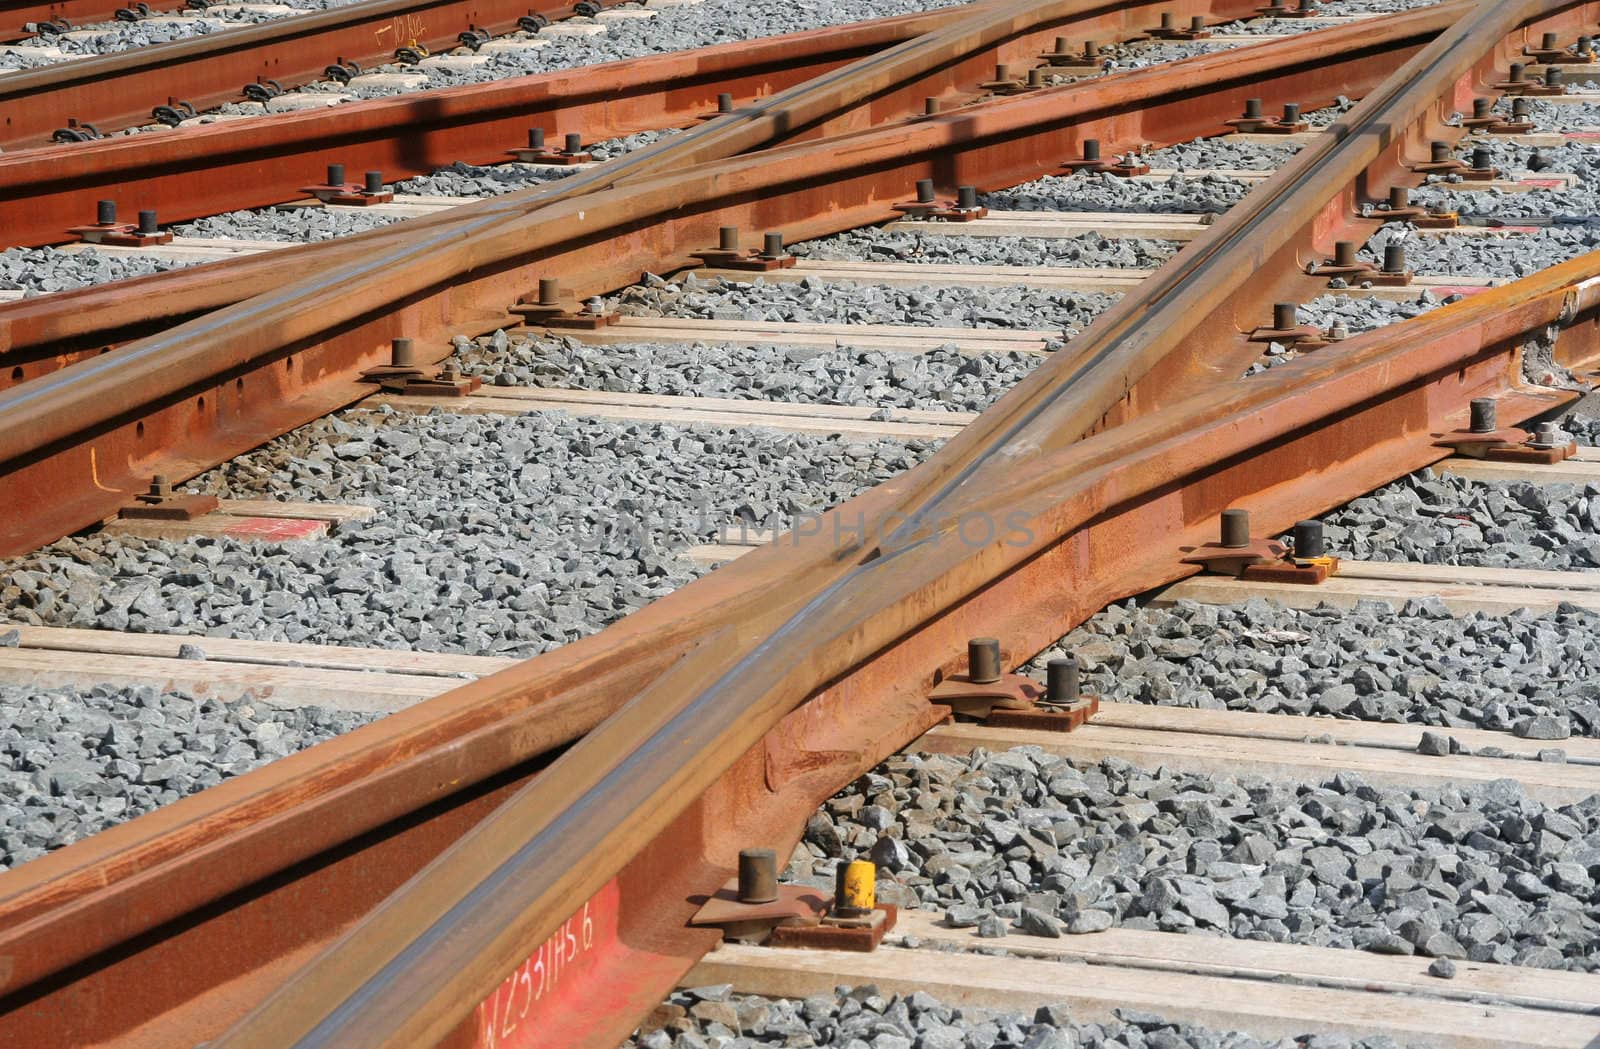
[4,0,1600,1046]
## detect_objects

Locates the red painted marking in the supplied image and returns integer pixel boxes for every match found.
[1517,178,1566,189]
[1425,286,1493,297]
[1564,131,1600,141]
[220,517,328,540]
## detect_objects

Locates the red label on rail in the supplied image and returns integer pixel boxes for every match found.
[1517,178,1567,189]
[475,881,618,1049]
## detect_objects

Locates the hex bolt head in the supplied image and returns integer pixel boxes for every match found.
[1470,397,1497,433]
[391,337,416,367]
[1472,97,1492,119]
[1220,508,1251,549]
[326,163,345,187]
[1082,138,1102,160]
[138,210,158,235]
[1333,241,1357,268]
[737,847,778,904]
[1273,302,1298,331]
[1513,96,1532,118]
[957,185,978,210]
[1243,98,1263,119]
[538,277,561,307]
[716,92,733,113]
[718,225,740,253]
[585,295,605,315]
[1471,146,1492,171]
[1328,323,1349,341]
[1388,185,1410,209]
[97,199,117,225]
[967,637,1001,684]
[440,361,460,381]
[149,474,172,496]
[1293,519,1325,558]
[762,231,784,259]
[527,127,545,149]
[1545,66,1564,87]
[1535,421,1561,446]
[364,171,384,195]
[564,132,583,154]
[1046,656,1080,706]
[915,178,936,204]
[1382,242,1406,273]
[1281,102,1300,124]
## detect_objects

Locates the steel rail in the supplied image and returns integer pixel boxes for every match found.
[0,0,1266,249]
[200,1,1600,1046]
[0,0,585,150]
[0,8,1454,558]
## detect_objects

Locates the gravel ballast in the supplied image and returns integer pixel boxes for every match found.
[0,681,376,870]
[790,229,1181,271]
[794,751,1600,970]
[1037,598,1600,737]
[3,409,932,656]
[626,985,1432,1049]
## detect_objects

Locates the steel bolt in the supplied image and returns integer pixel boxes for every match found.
[1328,323,1349,341]
[957,185,978,210]
[1536,421,1561,446]
[391,337,416,367]
[1470,397,1497,433]
[364,171,383,195]
[1382,242,1406,274]
[1082,138,1102,160]
[834,858,875,917]
[538,277,561,307]
[1581,35,1593,52]
[1028,67,1046,88]
[1545,66,1564,87]
[1281,102,1300,124]
[1471,145,1492,171]
[1189,15,1205,32]
[96,199,117,225]
[1273,302,1298,332]
[1083,39,1099,57]
[1294,0,1313,10]
[584,295,605,315]
[137,209,157,235]
[440,361,460,381]
[967,637,1002,684]
[737,848,778,904]
[925,96,941,115]
[1508,62,1526,83]
[527,127,545,149]
[719,225,740,253]
[762,232,784,259]
[1046,656,1080,706]
[1333,241,1357,268]
[326,163,345,187]
[1220,508,1251,549]
[1159,12,1175,30]
[1387,185,1410,210]
[1293,519,1325,558]
[149,474,172,497]
[915,178,936,204]
[1513,96,1532,119]
[1472,97,1492,119]
[563,132,582,154]
[994,63,1011,83]
[717,92,733,113]
[1542,31,1559,50]
[1243,98,1263,120]
[1429,140,1450,164]
[1053,35,1070,54]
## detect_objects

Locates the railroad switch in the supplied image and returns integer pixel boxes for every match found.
[1040,37,1103,70]
[690,228,796,271]
[1524,31,1594,64]
[1435,399,1578,464]
[689,852,895,952]
[927,639,1098,732]
[69,201,173,247]
[510,278,618,329]
[1247,302,1330,350]
[359,339,481,396]
[893,180,987,222]
[1224,99,1307,135]
[1061,139,1150,177]
[1463,96,1535,135]
[1146,13,1211,40]
[1365,186,1457,229]
[118,475,219,522]
[1495,63,1564,96]
[1309,241,1411,286]
[1184,511,1339,585]
[1257,0,1318,17]
[1412,141,1498,181]
[300,165,395,206]
[510,130,592,165]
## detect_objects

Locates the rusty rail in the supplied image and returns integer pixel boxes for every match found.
[194,1,1600,1046]
[0,5,1453,558]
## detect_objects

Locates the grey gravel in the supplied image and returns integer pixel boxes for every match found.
[0,247,194,296]
[605,272,1117,339]
[453,331,1041,412]
[1361,224,1600,279]
[1319,467,1600,572]
[792,750,1600,970]
[626,985,1431,1049]
[1034,597,1600,736]
[790,229,1180,271]
[3,408,931,655]
[983,173,1251,216]
[0,682,376,870]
